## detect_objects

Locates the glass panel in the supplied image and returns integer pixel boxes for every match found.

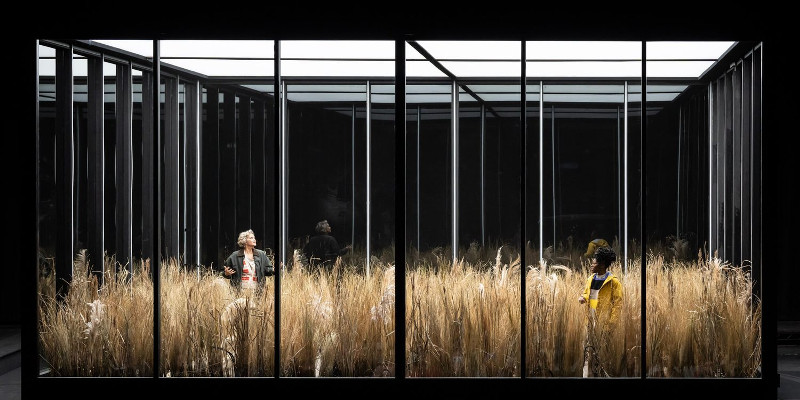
[645,41,761,378]
[156,40,276,377]
[160,40,274,76]
[281,40,395,377]
[282,40,393,77]
[526,41,641,378]
[38,44,154,376]
[625,80,643,378]
[103,61,116,270]
[92,40,154,57]
[74,54,88,267]
[370,84,396,266]
[406,40,521,377]
[37,44,57,376]
[132,69,144,268]
[179,82,186,259]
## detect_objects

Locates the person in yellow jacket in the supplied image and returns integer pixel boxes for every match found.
[578,245,622,325]
[578,245,622,377]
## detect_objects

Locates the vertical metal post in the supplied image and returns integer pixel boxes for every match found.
[30,39,41,381]
[417,106,421,251]
[152,39,162,379]
[164,76,179,261]
[616,104,621,265]
[87,55,104,283]
[720,72,733,261]
[352,103,356,248]
[733,64,742,267]
[141,70,154,264]
[551,104,556,251]
[55,45,74,301]
[220,91,237,258]
[624,82,629,274]
[677,106,682,239]
[753,44,765,383]
[273,39,282,379]
[539,81,543,261]
[520,40,527,377]
[394,36,407,381]
[200,86,218,267]
[451,80,459,263]
[280,81,288,270]
[196,79,202,275]
[182,84,187,266]
[251,98,266,248]
[183,80,199,269]
[116,62,133,273]
[480,104,485,246]
[708,83,714,259]
[640,40,647,379]
[237,95,253,232]
[366,80,372,278]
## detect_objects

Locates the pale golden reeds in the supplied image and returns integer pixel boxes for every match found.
[38,250,154,376]
[526,257,641,377]
[158,257,275,377]
[406,246,522,377]
[645,255,761,377]
[279,256,395,376]
[38,246,760,378]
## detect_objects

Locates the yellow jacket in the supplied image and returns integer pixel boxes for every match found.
[581,273,623,326]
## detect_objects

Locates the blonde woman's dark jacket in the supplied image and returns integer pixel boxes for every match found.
[222,249,274,290]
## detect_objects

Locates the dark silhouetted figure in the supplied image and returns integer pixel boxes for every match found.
[303,220,351,268]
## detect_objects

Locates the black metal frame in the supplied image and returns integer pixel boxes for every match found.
[26,35,774,398]
[185,80,200,267]
[116,61,134,271]
[164,75,180,260]
[54,45,74,302]
[87,55,104,282]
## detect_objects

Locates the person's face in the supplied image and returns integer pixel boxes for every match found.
[591,257,604,274]
[245,233,256,247]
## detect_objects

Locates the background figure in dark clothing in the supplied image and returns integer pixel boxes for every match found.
[303,220,351,268]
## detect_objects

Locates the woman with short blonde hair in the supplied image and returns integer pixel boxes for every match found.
[222,229,274,292]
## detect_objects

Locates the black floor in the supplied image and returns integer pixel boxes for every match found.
[2,325,798,398]
[0,325,21,400]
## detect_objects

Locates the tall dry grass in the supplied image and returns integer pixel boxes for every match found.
[645,254,761,377]
[406,247,521,376]
[279,256,395,376]
[158,257,275,377]
[38,246,760,378]
[38,250,154,376]
[526,256,640,377]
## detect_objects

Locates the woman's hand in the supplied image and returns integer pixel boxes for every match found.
[223,266,236,276]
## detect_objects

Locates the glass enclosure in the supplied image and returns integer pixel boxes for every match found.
[280,40,396,377]
[644,42,762,378]
[37,40,156,376]
[523,41,643,378]
[34,39,762,380]
[405,41,522,377]
[160,40,277,377]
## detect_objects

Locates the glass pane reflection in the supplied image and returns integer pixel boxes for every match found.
[644,41,762,378]
[281,40,395,377]
[406,40,522,377]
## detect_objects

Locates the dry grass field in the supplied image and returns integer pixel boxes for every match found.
[37,243,760,378]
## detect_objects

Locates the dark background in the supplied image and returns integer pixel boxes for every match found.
[2,3,791,398]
